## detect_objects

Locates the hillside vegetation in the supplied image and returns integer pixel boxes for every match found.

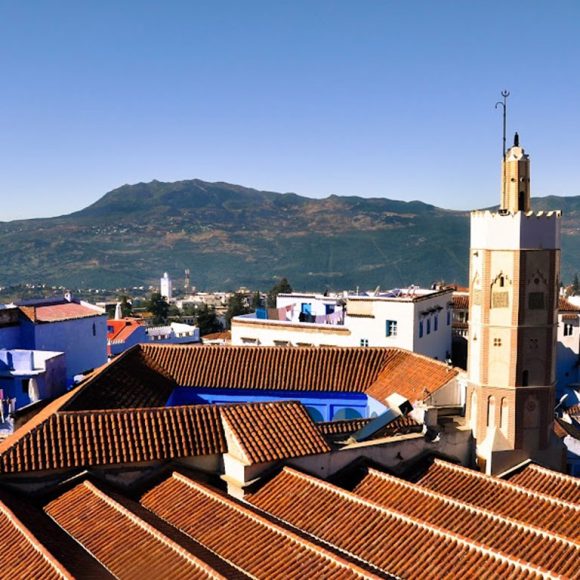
[1,179,578,290]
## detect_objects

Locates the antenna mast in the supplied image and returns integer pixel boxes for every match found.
[495,90,510,159]
[495,90,510,207]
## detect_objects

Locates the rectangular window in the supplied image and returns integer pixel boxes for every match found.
[385,320,398,337]
[446,311,451,326]
[434,315,438,332]
[360,339,369,347]
[564,323,574,337]
[419,320,423,338]
[528,292,545,310]
[426,319,431,334]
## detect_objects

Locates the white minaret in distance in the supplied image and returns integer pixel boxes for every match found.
[160,272,173,301]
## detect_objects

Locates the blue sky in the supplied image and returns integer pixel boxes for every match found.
[1,1,579,220]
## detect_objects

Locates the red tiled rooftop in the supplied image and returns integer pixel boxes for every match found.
[248,468,546,579]
[417,459,580,542]
[507,463,580,504]
[19,302,103,323]
[0,399,338,474]
[0,404,227,474]
[141,472,375,579]
[452,294,469,310]
[354,468,580,577]
[365,349,458,403]
[221,401,331,464]
[64,346,177,411]
[45,481,223,579]
[0,497,73,579]
[141,344,392,392]
[559,296,580,312]
[317,416,421,439]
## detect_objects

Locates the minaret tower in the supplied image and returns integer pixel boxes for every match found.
[467,132,565,475]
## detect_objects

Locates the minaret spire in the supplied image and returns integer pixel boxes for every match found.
[495,90,510,159]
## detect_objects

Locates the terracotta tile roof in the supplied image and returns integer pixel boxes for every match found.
[141,472,375,579]
[141,344,392,392]
[248,468,547,579]
[221,401,331,464]
[565,403,580,417]
[317,416,421,439]
[559,296,580,312]
[0,496,73,579]
[452,293,469,310]
[365,350,459,403]
[417,459,580,542]
[0,400,338,474]
[201,330,231,342]
[19,302,103,323]
[317,418,372,436]
[0,404,227,474]
[107,318,144,344]
[0,488,114,578]
[64,346,176,411]
[353,468,580,577]
[508,463,580,504]
[45,480,223,579]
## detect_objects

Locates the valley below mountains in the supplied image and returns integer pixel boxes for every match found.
[2,179,580,291]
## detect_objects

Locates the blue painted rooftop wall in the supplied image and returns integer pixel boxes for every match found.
[167,387,384,422]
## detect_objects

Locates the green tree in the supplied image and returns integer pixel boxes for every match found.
[225,293,250,328]
[572,273,580,295]
[267,277,293,308]
[147,292,169,325]
[194,303,223,336]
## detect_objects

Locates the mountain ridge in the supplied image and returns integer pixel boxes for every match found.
[1,178,578,291]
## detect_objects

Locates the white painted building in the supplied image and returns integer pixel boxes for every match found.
[232,287,453,360]
[160,272,173,301]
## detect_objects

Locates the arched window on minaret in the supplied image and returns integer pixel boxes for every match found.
[491,272,510,309]
[470,391,478,437]
[487,396,496,429]
[500,397,509,436]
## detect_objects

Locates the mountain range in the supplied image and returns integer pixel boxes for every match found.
[1,179,579,291]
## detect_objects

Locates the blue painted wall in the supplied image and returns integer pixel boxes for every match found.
[22,315,108,382]
[167,387,384,422]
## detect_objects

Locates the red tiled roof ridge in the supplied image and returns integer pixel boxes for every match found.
[156,473,375,578]
[268,468,555,578]
[430,459,580,512]
[559,297,580,312]
[361,468,579,549]
[522,462,580,485]
[62,345,176,411]
[220,401,331,464]
[48,480,224,578]
[1,499,73,579]
[56,402,217,417]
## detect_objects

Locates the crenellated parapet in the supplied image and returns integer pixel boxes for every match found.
[471,210,561,251]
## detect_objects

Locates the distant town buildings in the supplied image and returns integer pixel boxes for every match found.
[232,287,453,361]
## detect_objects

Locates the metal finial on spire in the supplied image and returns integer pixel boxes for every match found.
[495,90,510,159]
[513,132,519,147]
